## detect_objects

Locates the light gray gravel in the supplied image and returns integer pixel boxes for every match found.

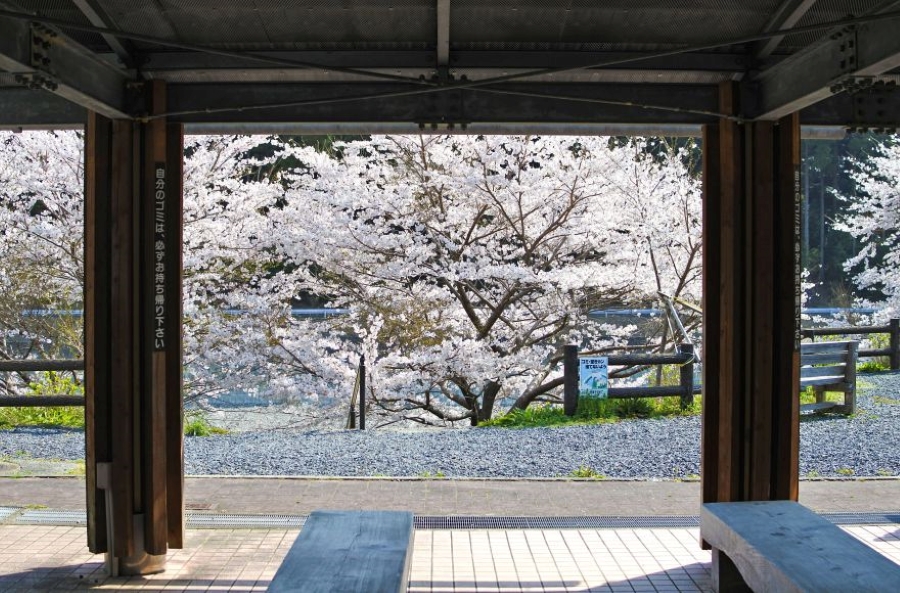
[1,372,898,479]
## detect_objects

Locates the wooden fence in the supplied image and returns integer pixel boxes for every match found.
[562,344,697,416]
[0,359,85,407]
[801,318,899,370]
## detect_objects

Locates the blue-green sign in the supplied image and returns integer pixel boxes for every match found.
[579,357,609,399]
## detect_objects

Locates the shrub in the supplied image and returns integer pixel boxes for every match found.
[183,411,228,436]
[0,371,84,430]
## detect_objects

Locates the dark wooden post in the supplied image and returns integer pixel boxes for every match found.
[890,318,899,371]
[359,355,366,430]
[84,80,184,575]
[678,344,694,410]
[701,82,801,506]
[563,345,578,416]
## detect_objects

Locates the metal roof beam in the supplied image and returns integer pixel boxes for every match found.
[69,0,133,67]
[165,82,720,125]
[0,15,130,118]
[436,0,450,67]
[140,49,748,74]
[0,87,86,128]
[750,16,900,120]
[754,0,818,60]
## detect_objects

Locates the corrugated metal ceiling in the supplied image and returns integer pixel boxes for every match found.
[12,0,827,53]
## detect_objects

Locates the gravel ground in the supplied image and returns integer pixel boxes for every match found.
[1,372,898,479]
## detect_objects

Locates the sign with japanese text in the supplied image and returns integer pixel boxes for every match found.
[579,357,609,399]
[153,162,166,351]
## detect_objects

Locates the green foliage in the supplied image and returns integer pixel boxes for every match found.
[479,396,701,429]
[0,371,84,430]
[799,386,817,405]
[836,467,855,476]
[859,332,891,372]
[183,411,228,437]
[569,465,606,479]
[858,360,888,373]
[66,460,86,476]
[417,470,446,479]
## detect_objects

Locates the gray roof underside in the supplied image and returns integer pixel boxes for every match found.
[1,0,899,128]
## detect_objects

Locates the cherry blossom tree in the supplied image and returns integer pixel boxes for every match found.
[0,131,85,393]
[834,136,900,320]
[262,135,702,424]
[0,132,702,425]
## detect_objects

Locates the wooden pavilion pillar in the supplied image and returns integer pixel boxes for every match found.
[701,82,801,505]
[84,80,185,575]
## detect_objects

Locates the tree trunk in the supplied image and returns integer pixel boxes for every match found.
[477,381,501,424]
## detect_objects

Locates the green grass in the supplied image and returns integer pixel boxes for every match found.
[0,372,85,430]
[183,411,229,437]
[65,460,86,476]
[836,467,855,476]
[417,470,446,478]
[569,465,606,479]
[480,396,701,429]
[857,360,888,373]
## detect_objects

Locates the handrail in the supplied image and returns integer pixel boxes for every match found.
[0,359,84,372]
[802,318,899,370]
[0,359,85,407]
[563,343,697,415]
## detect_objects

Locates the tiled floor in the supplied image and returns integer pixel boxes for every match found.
[0,524,897,592]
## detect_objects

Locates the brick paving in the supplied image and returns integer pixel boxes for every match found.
[0,477,898,591]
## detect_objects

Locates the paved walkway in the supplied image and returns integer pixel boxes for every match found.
[0,477,898,592]
[1,476,899,515]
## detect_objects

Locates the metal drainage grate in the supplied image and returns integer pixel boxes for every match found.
[186,513,305,529]
[415,515,701,529]
[821,511,900,525]
[18,509,86,526]
[0,507,21,523]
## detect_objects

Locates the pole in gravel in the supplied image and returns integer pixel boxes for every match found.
[890,318,899,371]
[678,343,694,410]
[564,345,578,416]
[359,355,366,430]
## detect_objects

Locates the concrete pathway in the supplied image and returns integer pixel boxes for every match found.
[1,476,899,516]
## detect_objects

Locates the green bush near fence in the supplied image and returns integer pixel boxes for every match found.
[480,396,701,429]
[0,372,85,430]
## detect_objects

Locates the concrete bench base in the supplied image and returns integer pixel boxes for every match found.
[701,501,900,592]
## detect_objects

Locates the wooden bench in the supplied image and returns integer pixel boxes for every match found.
[800,340,858,414]
[269,510,414,593]
[701,501,900,592]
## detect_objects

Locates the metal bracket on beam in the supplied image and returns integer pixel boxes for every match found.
[417,121,469,131]
[847,80,900,133]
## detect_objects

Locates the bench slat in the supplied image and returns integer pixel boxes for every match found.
[799,401,839,413]
[800,352,849,365]
[269,510,414,593]
[799,365,846,379]
[800,340,857,353]
[799,376,846,387]
[702,501,900,593]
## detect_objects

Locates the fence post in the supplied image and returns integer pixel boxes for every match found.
[679,343,694,410]
[563,345,578,416]
[359,355,366,430]
[890,318,899,371]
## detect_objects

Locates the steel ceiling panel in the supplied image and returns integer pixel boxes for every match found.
[11,0,111,51]
[101,0,434,47]
[779,0,894,53]
[451,0,783,45]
